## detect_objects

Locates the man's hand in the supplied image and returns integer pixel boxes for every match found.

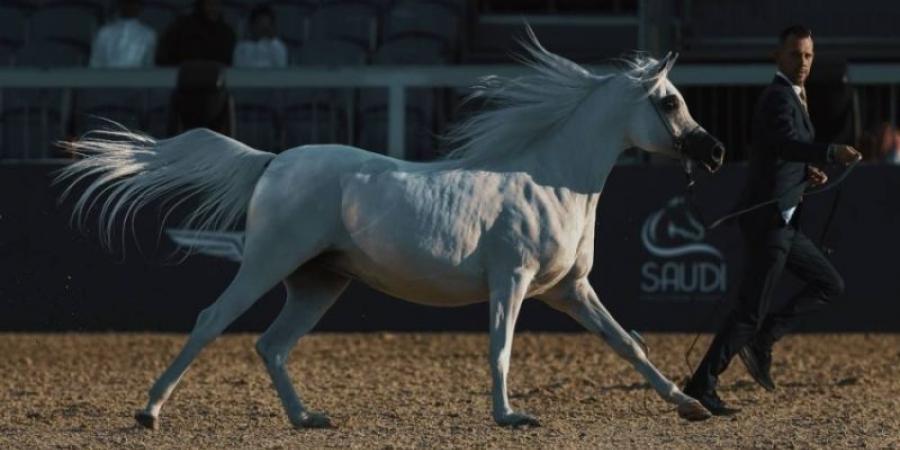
[807,165,828,187]
[833,144,862,165]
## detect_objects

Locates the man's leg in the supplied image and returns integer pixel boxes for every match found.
[756,230,845,347]
[685,224,793,405]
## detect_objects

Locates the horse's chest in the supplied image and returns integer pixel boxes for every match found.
[492,190,591,284]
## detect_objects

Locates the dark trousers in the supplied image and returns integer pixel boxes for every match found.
[687,211,845,394]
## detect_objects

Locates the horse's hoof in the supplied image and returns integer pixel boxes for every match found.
[677,398,712,422]
[292,411,334,429]
[495,412,542,428]
[134,411,159,430]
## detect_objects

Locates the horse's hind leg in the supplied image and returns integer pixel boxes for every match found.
[540,278,711,421]
[135,241,320,429]
[255,265,348,429]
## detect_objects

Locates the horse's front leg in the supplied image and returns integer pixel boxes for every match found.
[488,269,540,427]
[540,278,711,421]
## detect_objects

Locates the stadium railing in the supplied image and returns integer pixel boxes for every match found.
[0,63,898,161]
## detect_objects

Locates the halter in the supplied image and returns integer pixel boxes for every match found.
[646,88,702,192]
[645,89,706,235]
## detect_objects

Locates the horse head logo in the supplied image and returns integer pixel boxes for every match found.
[641,197,722,259]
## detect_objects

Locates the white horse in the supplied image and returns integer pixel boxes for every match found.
[57,31,725,429]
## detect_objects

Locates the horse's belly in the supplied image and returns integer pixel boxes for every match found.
[334,169,503,305]
[322,251,488,306]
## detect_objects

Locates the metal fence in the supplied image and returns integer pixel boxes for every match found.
[1,65,899,162]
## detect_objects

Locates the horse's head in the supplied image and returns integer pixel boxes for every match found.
[626,53,725,173]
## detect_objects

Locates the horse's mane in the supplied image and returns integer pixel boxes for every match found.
[440,26,671,164]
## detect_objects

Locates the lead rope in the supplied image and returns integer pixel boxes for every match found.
[679,156,726,380]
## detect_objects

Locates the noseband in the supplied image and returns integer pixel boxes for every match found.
[646,91,700,188]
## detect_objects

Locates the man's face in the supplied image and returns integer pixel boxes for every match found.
[775,35,814,85]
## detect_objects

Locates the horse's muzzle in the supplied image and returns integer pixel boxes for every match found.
[682,128,725,173]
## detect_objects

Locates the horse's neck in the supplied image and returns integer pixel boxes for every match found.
[490,90,627,197]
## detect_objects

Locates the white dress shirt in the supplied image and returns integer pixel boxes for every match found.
[233,38,288,68]
[89,18,157,68]
[775,71,806,105]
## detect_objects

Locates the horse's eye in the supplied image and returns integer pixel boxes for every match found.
[661,95,680,112]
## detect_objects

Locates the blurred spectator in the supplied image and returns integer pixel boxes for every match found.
[89,0,156,68]
[888,128,900,164]
[155,0,236,66]
[233,4,287,68]
[864,122,900,164]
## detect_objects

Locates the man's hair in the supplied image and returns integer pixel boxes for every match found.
[250,4,275,24]
[779,25,812,44]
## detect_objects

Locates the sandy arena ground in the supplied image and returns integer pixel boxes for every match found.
[1,333,898,449]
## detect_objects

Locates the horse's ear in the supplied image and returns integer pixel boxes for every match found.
[667,52,679,69]
[657,52,678,78]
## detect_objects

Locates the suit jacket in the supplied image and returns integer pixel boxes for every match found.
[741,75,831,222]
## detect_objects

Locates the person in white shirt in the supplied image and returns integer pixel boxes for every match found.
[89,0,157,68]
[890,130,900,164]
[233,5,288,68]
[875,122,900,164]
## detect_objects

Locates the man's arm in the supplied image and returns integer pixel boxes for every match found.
[760,89,830,163]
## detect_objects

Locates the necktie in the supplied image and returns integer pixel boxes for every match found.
[798,87,808,114]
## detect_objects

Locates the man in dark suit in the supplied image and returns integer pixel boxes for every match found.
[683,25,861,415]
[155,0,237,66]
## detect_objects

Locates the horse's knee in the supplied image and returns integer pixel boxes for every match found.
[622,338,648,362]
[489,343,512,375]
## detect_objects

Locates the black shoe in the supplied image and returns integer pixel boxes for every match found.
[738,343,775,391]
[696,391,741,416]
[683,386,741,417]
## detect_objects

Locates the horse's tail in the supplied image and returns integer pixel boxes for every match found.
[55,126,276,251]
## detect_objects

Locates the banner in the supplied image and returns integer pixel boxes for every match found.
[1,163,898,332]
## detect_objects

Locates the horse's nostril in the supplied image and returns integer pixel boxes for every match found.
[712,144,725,162]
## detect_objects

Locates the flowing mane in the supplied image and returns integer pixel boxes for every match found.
[441,26,673,164]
